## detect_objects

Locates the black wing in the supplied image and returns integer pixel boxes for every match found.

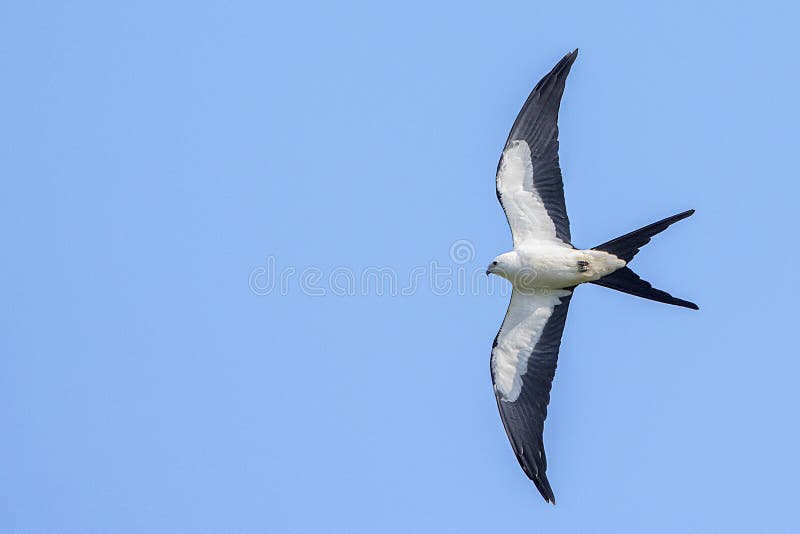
[491,290,573,503]
[496,49,577,245]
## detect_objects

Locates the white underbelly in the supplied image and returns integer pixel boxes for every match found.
[512,246,625,290]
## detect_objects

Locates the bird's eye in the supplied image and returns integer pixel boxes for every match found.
[492,261,498,265]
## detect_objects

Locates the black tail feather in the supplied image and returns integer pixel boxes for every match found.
[591,209,698,310]
[591,267,698,310]
[592,209,694,263]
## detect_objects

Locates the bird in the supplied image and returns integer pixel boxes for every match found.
[486,49,698,504]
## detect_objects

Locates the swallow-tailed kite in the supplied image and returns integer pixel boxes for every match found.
[487,49,698,504]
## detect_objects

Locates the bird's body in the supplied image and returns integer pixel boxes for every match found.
[491,245,625,290]
[486,49,697,504]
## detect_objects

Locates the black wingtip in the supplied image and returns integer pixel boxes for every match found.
[561,48,579,68]
[564,48,578,66]
[528,49,578,97]
[548,49,579,78]
[533,473,557,504]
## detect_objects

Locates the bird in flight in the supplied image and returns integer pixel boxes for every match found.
[487,49,698,504]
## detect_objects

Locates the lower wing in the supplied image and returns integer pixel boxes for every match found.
[490,288,573,503]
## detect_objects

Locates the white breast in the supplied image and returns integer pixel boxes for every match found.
[508,245,626,290]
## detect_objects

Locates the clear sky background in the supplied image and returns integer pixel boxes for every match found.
[2,1,799,532]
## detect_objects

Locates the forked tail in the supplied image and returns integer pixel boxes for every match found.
[591,209,699,310]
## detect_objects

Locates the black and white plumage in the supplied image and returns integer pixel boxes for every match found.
[487,49,698,504]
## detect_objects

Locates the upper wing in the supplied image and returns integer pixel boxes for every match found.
[491,288,573,503]
[496,50,577,247]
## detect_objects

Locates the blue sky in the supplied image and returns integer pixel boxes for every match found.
[2,1,799,532]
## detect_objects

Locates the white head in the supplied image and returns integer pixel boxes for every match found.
[486,251,521,280]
